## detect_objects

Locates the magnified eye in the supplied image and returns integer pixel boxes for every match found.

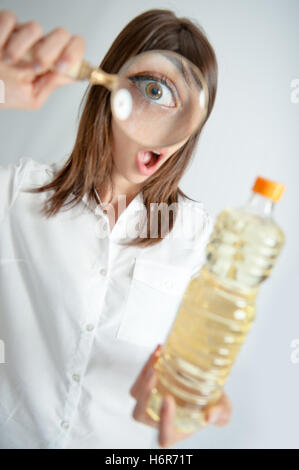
[129,73,178,108]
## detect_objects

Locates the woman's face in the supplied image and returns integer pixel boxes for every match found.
[111,115,188,186]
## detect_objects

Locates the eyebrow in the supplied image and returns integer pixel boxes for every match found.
[160,53,203,90]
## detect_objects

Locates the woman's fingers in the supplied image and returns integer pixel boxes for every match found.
[131,345,164,428]
[30,27,71,73]
[0,10,85,78]
[205,391,232,426]
[133,373,194,448]
[158,394,176,447]
[53,34,85,73]
[130,345,194,448]
[31,69,74,109]
[158,394,194,448]
[132,367,160,428]
[0,10,17,50]
[1,21,43,64]
[130,344,162,399]
[130,346,232,447]
[0,10,85,109]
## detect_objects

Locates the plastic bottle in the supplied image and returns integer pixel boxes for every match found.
[146,176,286,433]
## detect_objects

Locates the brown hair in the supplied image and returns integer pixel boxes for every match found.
[27,9,218,247]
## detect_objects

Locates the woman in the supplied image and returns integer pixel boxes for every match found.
[0,8,232,449]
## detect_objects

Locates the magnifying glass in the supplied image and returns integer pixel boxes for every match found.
[22,49,209,148]
[110,50,209,148]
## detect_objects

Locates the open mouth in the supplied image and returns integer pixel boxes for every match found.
[142,150,161,167]
[136,149,164,176]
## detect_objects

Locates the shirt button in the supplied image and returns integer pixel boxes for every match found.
[72,374,80,382]
[86,323,95,332]
[99,268,107,276]
[61,421,70,430]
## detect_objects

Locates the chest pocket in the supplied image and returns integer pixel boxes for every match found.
[116,258,192,348]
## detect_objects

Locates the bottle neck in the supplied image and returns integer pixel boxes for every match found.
[242,192,275,217]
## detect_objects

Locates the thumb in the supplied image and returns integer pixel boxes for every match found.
[32,70,75,108]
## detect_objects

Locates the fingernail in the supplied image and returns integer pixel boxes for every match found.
[3,55,11,63]
[34,62,42,74]
[152,344,162,363]
[55,60,68,73]
[207,408,221,425]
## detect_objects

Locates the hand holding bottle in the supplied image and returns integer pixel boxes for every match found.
[130,344,232,448]
[146,178,286,433]
[0,9,85,109]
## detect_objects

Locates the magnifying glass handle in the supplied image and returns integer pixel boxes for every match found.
[22,51,118,90]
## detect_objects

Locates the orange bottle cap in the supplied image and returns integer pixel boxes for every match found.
[252,176,285,202]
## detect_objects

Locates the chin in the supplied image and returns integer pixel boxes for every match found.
[113,160,148,186]
[124,171,147,185]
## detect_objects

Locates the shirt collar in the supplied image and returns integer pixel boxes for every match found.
[78,189,201,243]
[81,189,145,217]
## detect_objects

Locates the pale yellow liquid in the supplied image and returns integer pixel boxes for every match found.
[146,207,285,433]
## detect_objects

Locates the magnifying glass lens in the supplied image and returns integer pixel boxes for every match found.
[111,50,209,148]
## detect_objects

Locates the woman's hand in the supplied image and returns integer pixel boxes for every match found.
[0,10,85,109]
[130,344,233,448]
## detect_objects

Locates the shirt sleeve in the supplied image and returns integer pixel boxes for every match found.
[190,211,215,280]
[0,157,30,223]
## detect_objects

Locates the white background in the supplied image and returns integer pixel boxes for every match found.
[0,0,298,449]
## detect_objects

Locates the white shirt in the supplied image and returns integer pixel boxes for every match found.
[0,156,213,449]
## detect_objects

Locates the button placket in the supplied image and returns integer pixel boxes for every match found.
[95,209,110,239]
[57,317,100,444]
[55,197,112,442]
